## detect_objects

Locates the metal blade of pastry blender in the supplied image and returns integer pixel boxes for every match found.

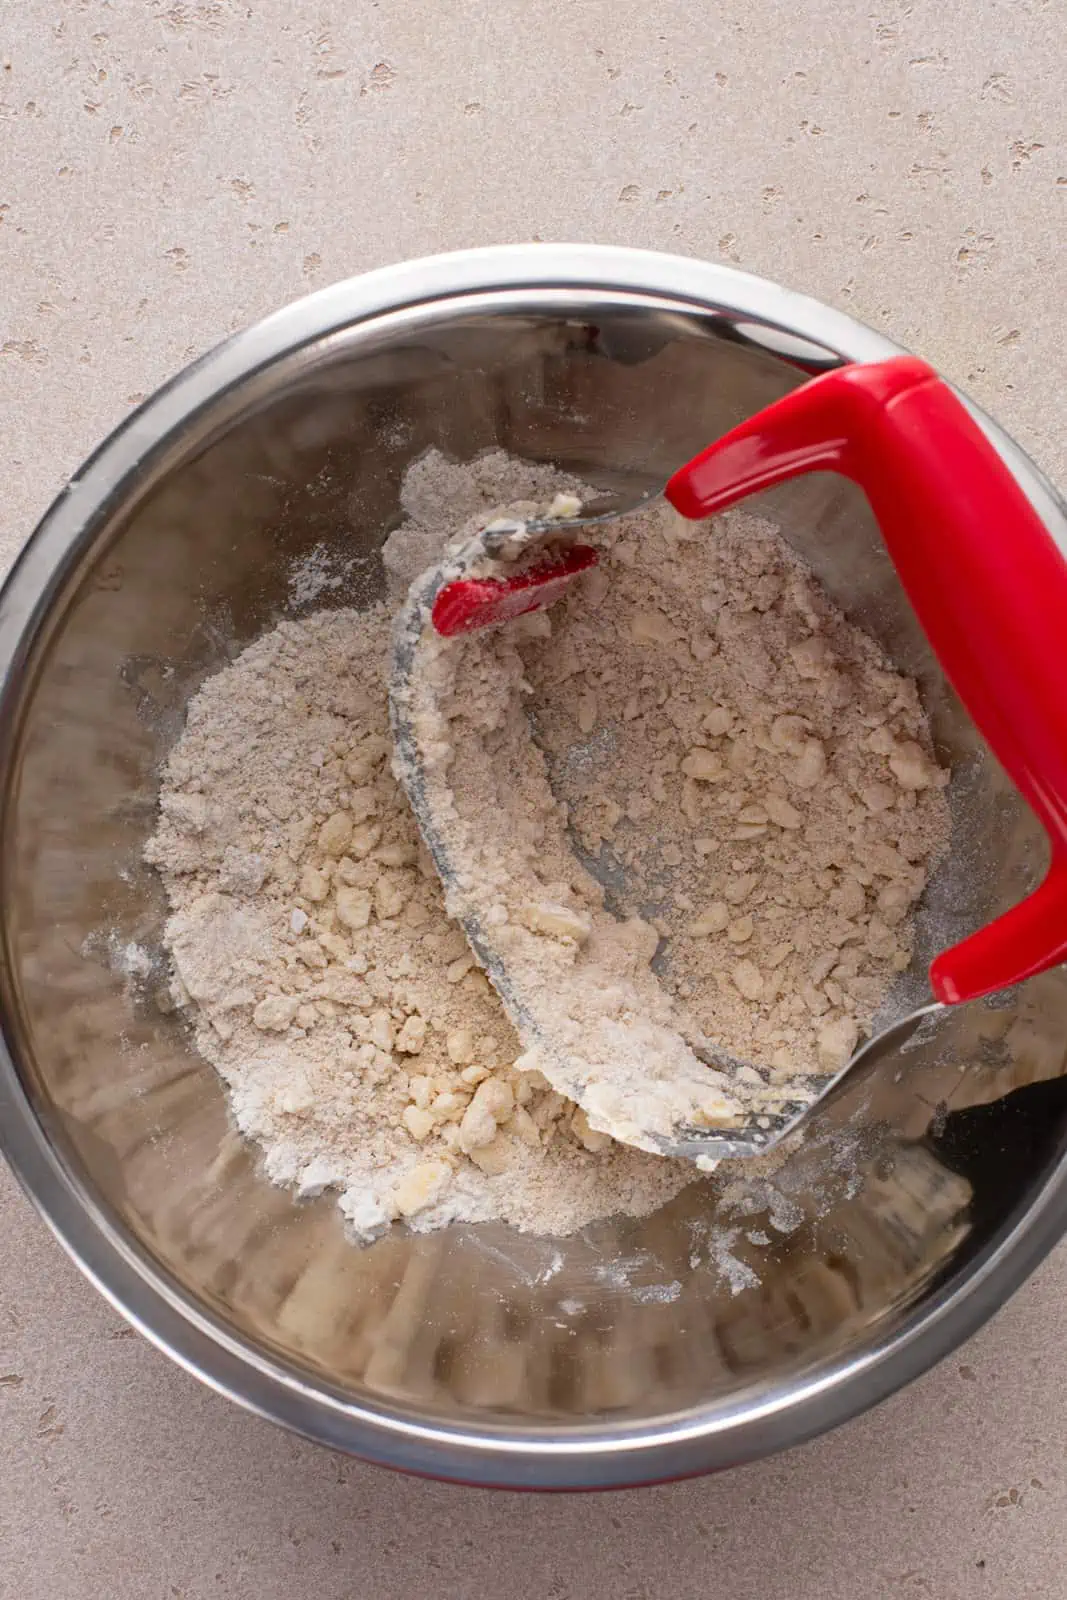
[661,1003,948,1161]
[389,517,839,1163]
[399,574,947,1160]
[520,483,663,535]
[393,344,1067,1159]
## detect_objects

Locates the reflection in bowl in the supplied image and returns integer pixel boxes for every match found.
[1,246,1066,1487]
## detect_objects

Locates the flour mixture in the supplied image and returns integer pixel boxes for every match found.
[146,449,949,1239]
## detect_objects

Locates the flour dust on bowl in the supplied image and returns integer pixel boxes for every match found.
[1,246,1066,1489]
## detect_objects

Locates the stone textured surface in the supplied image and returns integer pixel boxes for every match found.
[0,1,1064,1595]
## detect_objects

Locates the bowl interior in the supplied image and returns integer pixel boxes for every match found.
[3,290,1067,1451]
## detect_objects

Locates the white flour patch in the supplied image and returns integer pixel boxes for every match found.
[706,1227,761,1296]
[287,543,367,610]
[631,1281,683,1305]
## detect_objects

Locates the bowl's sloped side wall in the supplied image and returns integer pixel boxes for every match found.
[3,301,1067,1454]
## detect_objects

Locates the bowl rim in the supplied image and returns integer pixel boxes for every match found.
[2,242,1066,1489]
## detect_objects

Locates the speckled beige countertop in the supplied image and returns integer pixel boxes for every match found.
[1,2,1064,1595]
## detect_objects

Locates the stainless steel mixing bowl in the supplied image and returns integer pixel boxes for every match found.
[2,245,1066,1489]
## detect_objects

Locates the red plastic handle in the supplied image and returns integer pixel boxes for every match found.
[666,355,1067,1006]
[431,545,598,637]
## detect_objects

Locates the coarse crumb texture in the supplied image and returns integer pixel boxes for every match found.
[526,498,952,1072]
[392,528,753,1153]
[390,467,950,1152]
[147,447,949,1238]
[145,453,698,1240]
